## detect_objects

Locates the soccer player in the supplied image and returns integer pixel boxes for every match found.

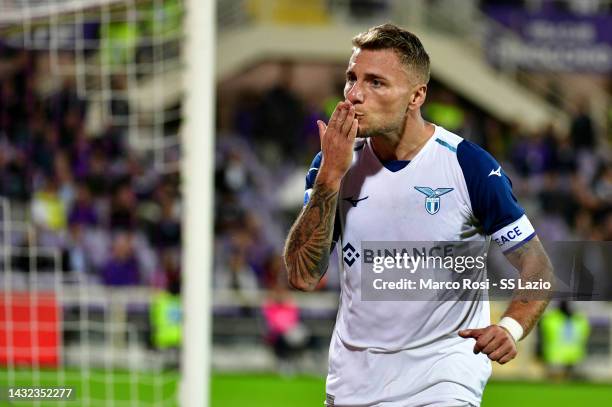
[283,24,554,406]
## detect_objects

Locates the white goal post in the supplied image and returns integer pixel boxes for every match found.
[180,0,215,406]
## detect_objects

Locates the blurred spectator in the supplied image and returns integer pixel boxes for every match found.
[591,163,612,206]
[254,62,305,158]
[49,77,86,133]
[31,127,60,175]
[570,101,596,152]
[538,172,577,229]
[511,128,555,177]
[215,149,251,196]
[233,89,260,140]
[539,301,590,381]
[31,177,67,234]
[0,147,30,201]
[149,197,181,249]
[68,183,99,227]
[64,223,91,278]
[54,151,76,210]
[85,149,112,197]
[109,183,138,230]
[70,131,93,180]
[262,283,313,374]
[102,232,140,286]
[214,245,259,309]
[150,289,182,350]
[153,249,181,294]
[551,136,577,175]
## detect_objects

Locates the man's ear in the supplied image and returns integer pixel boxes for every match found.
[408,84,427,111]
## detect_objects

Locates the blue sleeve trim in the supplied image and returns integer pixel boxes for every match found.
[305,151,323,190]
[502,232,536,254]
[457,140,525,235]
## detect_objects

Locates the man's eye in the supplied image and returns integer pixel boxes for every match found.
[372,79,381,87]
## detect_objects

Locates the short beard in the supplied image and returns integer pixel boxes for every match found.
[357,122,404,140]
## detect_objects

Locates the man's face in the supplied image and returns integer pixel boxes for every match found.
[344,48,416,139]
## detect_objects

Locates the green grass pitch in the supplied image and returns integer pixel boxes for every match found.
[212,374,612,407]
[1,369,611,406]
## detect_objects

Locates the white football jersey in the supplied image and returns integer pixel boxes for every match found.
[304,125,535,406]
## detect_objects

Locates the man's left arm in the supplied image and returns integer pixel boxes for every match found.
[459,236,554,364]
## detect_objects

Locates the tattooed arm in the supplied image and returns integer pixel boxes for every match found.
[501,236,554,338]
[459,236,554,364]
[283,178,339,291]
[284,101,358,291]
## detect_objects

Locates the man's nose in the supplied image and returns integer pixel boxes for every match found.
[346,82,364,104]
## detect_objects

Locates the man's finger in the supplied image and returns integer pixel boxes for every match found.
[458,329,484,339]
[328,102,344,129]
[330,102,348,131]
[481,336,505,355]
[340,105,355,136]
[336,103,349,131]
[498,350,517,365]
[473,330,497,354]
[317,120,327,150]
[487,343,512,361]
[317,120,327,138]
[348,118,358,140]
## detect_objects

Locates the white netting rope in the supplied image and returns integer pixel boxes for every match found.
[1,0,182,173]
[1,1,184,405]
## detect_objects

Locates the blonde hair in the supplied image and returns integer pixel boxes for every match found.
[352,23,430,84]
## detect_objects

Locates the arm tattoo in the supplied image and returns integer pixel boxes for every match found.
[283,182,339,291]
[503,238,554,337]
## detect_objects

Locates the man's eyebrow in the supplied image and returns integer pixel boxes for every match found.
[363,72,388,81]
[345,70,388,81]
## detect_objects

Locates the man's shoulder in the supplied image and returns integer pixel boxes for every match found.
[432,126,509,191]
[431,125,463,154]
[456,138,501,176]
[431,125,503,163]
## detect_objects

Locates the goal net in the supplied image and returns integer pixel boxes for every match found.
[0,1,188,405]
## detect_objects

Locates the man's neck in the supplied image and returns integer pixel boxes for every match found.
[371,118,435,161]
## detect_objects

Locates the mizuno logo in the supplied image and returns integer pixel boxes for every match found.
[343,196,369,207]
[488,166,502,177]
[414,187,454,215]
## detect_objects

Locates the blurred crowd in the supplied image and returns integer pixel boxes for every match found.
[0,47,181,292]
[0,49,610,300]
[424,87,611,242]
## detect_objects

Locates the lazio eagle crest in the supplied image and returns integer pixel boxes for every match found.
[414,187,454,215]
